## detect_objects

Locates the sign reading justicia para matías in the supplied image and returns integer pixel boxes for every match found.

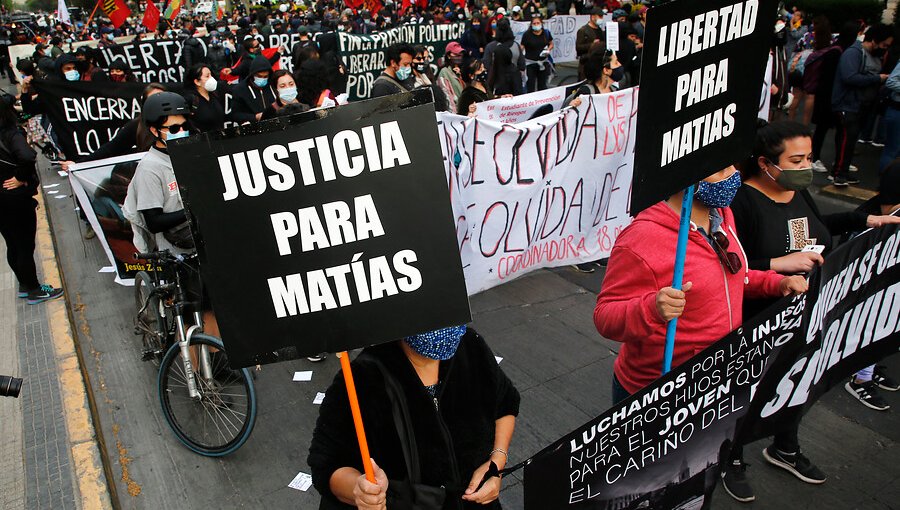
[168,90,471,367]
[631,0,777,213]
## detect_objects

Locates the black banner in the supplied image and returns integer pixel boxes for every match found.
[522,222,900,509]
[32,79,144,160]
[168,89,471,367]
[631,0,776,213]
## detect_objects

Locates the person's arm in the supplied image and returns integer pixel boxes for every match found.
[838,47,882,87]
[594,244,667,342]
[229,90,258,123]
[885,61,900,94]
[821,210,869,235]
[730,188,770,270]
[6,130,37,183]
[575,27,594,56]
[546,32,554,52]
[141,207,186,233]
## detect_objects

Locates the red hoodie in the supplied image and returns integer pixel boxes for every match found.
[594,202,786,394]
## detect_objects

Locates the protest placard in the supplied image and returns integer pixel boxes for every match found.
[168,90,470,367]
[522,222,900,508]
[473,82,582,123]
[630,0,777,213]
[512,15,591,63]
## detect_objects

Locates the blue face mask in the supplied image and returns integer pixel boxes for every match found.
[695,172,742,209]
[395,65,412,81]
[166,129,190,141]
[531,24,542,31]
[217,27,226,33]
[279,86,297,103]
[64,69,80,81]
[253,76,269,87]
[404,325,467,360]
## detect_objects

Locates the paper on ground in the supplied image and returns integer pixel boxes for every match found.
[43,183,59,188]
[288,471,313,491]
[57,170,67,177]
[293,371,313,382]
[55,195,67,199]
[495,356,503,364]
[313,392,325,405]
[47,190,58,194]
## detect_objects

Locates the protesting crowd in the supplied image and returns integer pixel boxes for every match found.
[2,0,900,509]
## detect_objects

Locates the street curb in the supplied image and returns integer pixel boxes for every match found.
[34,188,115,510]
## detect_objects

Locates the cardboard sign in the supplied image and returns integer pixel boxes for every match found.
[511,15,591,63]
[630,0,777,213]
[168,90,471,367]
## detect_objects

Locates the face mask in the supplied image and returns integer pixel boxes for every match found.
[766,162,813,191]
[472,23,480,30]
[166,129,190,141]
[218,27,226,33]
[106,33,114,40]
[110,73,125,82]
[203,77,218,92]
[531,24,541,31]
[414,62,427,73]
[857,34,865,42]
[491,23,497,30]
[475,70,488,82]
[404,325,467,360]
[253,76,269,87]
[695,171,742,208]
[279,86,297,102]
[395,65,411,81]
[64,69,80,81]
[609,66,625,82]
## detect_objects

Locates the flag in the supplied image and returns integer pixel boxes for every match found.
[163,0,183,20]
[214,1,224,21]
[57,0,72,25]
[142,0,160,31]
[101,0,132,28]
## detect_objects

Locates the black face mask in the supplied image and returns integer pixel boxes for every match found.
[609,66,625,82]
[475,70,488,82]
[414,62,427,73]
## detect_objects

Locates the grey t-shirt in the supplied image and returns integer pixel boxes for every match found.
[123,147,189,254]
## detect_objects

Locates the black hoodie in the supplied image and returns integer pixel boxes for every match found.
[230,56,277,123]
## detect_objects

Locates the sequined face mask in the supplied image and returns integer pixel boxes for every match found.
[695,171,742,209]
[404,325,467,360]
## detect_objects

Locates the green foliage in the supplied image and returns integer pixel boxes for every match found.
[792,0,885,26]
[25,0,54,12]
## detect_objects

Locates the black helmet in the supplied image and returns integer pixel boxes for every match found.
[142,92,189,127]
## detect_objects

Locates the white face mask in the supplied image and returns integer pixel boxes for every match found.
[857,34,865,42]
[203,77,217,92]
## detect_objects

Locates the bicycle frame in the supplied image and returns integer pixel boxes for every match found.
[170,262,214,400]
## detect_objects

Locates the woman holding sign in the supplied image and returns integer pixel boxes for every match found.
[309,326,519,509]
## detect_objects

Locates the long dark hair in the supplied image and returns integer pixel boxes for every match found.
[488,45,514,94]
[137,83,167,150]
[183,63,211,92]
[0,93,17,133]
[297,59,330,106]
[812,16,832,51]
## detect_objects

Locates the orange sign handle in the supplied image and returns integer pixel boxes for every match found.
[85,0,103,29]
[338,351,376,483]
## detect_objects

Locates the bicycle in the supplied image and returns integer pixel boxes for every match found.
[133,250,257,457]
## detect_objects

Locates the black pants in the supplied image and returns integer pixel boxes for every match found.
[833,110,863,177]
[811,115,834,162]
[729,422,800,462]
[0,195,40,291]
[526,64,550,93]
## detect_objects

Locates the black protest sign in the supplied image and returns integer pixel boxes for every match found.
[741,222,900,444]
[168,90,471,367]
[338,22,466,100]
[631,0,777,213]
[521,221,900,508]
[32,79,144,160]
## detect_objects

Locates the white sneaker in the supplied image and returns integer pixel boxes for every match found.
[812,160,828,173]
[849,164,858,172]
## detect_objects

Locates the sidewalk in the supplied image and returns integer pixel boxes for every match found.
[0,187,113,510]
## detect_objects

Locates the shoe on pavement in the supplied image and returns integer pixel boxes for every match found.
[571,263,595,273]
[721,459,755,502]
[827,174,834,181]
[307,354,327,362]
[84,225,96,240]
[845,380,891,410]
[762,446,827,484]
[849,164,859,172]
[833,175,848,187]
[17,284,27,298]
[857,139,872,145]
[870,141,885,148]
[812,160,828,173]
[26,284,64,305]
[846,175,861,185]
[873,366,900,391]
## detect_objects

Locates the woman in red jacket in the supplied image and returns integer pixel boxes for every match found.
[594,165,808,403]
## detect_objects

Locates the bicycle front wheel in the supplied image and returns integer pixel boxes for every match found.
[158,334,257,457]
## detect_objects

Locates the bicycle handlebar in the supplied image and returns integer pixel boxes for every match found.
[135,250,197,264]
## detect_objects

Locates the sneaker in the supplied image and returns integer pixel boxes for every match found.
[307,354,327,362]
[833,175,848,187]
[812,160,828,173]
[870,141,885,148]
[762,446,827,484]
[17,285,27,298]
[845,379,891,410]
[721,459,755,502]
[873,366,900,392]
[827,174,834,181]
[846,175,861,185]
[84,225,96,240]
[849,164,858,173]
[858,139,872,145]
[571,263,595,273]
[26,284,64,305]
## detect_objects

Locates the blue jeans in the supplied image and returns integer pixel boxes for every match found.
[880,107,900,173]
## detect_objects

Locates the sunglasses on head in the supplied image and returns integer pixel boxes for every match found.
[711,231,743,275]
[162,123,188,134]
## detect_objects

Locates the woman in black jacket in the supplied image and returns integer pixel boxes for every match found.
[0,93,63,304]
[182,63,227,133]
[308,326,519,510]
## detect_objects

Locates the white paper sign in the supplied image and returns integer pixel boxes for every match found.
[288,471,313,491]
[605,22,619,52]
[313,392,326,405]
[475,85,573,123]
[293,371,313,382]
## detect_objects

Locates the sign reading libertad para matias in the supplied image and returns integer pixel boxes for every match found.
[168,91,471,367]
[631,0,776,213]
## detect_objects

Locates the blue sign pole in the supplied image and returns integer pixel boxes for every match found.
[663,184,695,374]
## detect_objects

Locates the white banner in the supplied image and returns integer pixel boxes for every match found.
[439,88,638,294]
[474,83,575,123]
[512,15,591,63]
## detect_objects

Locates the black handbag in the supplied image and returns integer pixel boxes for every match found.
[368,358,449,510]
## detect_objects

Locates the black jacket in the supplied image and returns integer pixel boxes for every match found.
[230,57,277,123]
[0,127,38,196]
[308,329,520,510]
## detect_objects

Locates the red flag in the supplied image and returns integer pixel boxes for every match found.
[142,0,160,31]
[101,0,131,28]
